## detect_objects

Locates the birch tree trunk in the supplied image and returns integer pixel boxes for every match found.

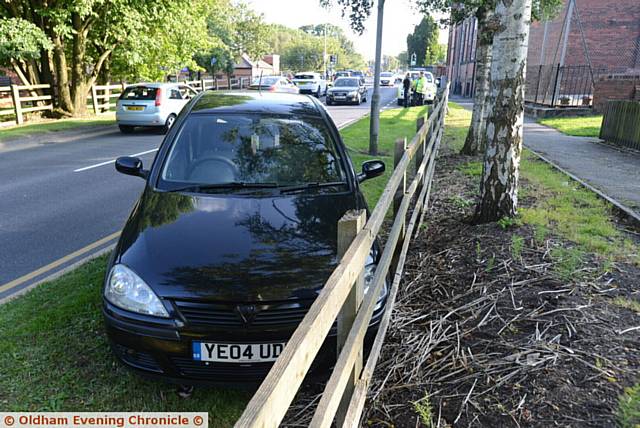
[475,0,532,223]
[461,7,494,155]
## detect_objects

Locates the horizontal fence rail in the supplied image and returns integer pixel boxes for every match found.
[235,84,450,428]
[1,76,252,125]
[600,100,640,150]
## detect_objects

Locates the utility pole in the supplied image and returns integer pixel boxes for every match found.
[368,0,385,156]
[323,23,328,79]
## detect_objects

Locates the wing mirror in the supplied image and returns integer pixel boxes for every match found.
[115,156,148,179]
[358,160,385,182]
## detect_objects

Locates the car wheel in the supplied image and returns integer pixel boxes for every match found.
[163,114,177,134]
[326,98,332,106]
[119,125,134,134]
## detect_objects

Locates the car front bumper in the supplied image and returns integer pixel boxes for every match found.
[103,296,386,386]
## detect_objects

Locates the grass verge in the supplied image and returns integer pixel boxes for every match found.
[451,107,637,268]
[618,383,640,427]
[0,255,249,426]
[0,105,427,421]
[538,115,603,137]
[0,114,115,141]
[340,105,429,207]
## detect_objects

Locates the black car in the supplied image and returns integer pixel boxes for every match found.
[103,91,388,385]
[326,77,368,105]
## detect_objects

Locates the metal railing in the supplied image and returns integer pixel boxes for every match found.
[525,64,605,107]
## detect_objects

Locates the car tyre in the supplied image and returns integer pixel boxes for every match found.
[162,114,177,134]
[119,125,135,134]
[326,98,333,106]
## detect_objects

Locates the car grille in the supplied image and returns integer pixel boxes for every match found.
[174,300,310,327]
[332,92,347,97]
[171,357,272,380]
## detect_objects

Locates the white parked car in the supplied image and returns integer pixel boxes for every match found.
[379,72,394,86]
[292,72,327,97]
[116,83,198,134]
[396,72,437,106]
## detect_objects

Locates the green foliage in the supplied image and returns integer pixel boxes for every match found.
[267,23,365,73]
[538,115,603,138]
[407,16,440,67]
[617,383,640,427]
[511,234,524,260]
[0,17,52,64]
[414,396,434,427]
[611,297,640,314]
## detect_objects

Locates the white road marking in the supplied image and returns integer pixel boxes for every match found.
[73,148,158,172]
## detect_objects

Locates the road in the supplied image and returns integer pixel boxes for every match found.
[0,85,399,300]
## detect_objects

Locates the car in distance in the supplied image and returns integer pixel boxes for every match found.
[292,72,327,97]
[349,70,365,85]
[326,77,368,105]
[248,76,299,93]
[333,70,351,80]
[116,83,197,134]
[104,91,388,384]
[379,72,394,86]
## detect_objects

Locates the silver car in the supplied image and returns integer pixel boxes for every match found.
[116,83,198,133]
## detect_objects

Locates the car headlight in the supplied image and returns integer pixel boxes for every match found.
[348,91,358,97]
[105,264,169,318]
[364,255,388,303]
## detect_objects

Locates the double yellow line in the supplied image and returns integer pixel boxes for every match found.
[0,231,121,296]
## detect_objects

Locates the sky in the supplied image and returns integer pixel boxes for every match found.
[245,0,449,60]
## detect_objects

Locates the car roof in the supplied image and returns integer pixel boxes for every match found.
[127,82,182,88]
[294,72,319,76]
[191,90,322,116]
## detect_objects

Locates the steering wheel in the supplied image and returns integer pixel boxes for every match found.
[188,156,240,183]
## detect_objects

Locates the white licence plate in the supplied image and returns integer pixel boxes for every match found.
[335,96,346,100]
[192,341,285,363]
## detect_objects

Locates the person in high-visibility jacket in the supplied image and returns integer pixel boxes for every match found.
[415,71,427,106]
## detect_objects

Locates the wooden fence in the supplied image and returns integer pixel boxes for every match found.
[0,76,251,125]
[599,100,640,150]
[235,84,450,428]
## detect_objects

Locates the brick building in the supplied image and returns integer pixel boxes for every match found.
[446,0,640,104]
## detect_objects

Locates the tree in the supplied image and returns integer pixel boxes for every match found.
[474,0,532,222]
[406,16,439,67]
[0,18,52,86]
[397,51,409,68]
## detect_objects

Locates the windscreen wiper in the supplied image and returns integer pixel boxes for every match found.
[278,181,347,194]
[166,182,279,193]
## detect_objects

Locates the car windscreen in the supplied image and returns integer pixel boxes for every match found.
[425,74,434,83]
[334,79,358,87]
[251,76,279,86]
[294,74,316,80]
[160,114,346,189]
[120,86,158,101]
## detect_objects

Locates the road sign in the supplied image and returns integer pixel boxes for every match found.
[330,54,337,65]
[410,52,416,66]
[210,57,217,66]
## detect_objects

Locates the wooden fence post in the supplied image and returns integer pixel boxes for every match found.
[393,138,408,218]
[416,115,425,134]
[104,85,110,113]
[90,84,99,114]
[200,79,206,92]
[11,85,23,125]
[336,209,366,426]
[227,76,231,89]
[214,77,219,90]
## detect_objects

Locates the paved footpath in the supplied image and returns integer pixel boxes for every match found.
[452,96,640,217]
